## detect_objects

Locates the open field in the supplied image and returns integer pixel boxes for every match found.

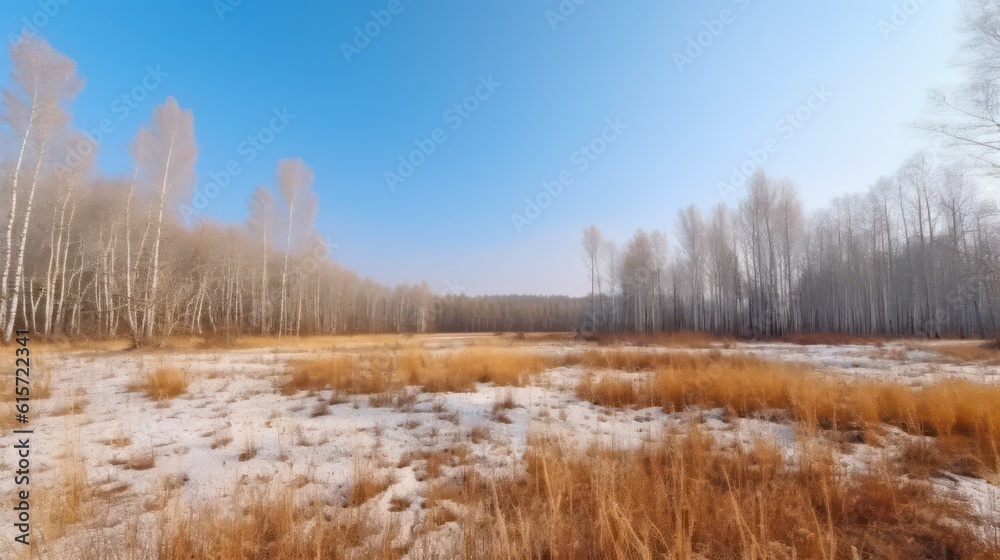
[2,333,1000,559]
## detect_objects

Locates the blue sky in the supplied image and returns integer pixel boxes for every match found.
[1,0,963,296]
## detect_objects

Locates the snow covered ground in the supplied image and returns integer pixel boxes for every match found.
[1,335,997,557]
[729,339,1000,384]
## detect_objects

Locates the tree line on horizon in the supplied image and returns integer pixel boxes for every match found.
[1,0,997,342]
[578,1,1000,340]
[582,158,1000,338]
[0,36,443,343]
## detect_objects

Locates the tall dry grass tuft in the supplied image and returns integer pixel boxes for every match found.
[156,487,402,559]
[576,348,715,372]
[132,367,189,401]
[462,431,998,559]
[37,437,92,540]
[348,457,394,507]
[590,330,724,348]
[934,341,1000,364]
[282,355,389,395]
[396,347,432,385]
[576,371,640,408]
[411,347,551,393]
[0,355,50,408]
[281,347,551,396]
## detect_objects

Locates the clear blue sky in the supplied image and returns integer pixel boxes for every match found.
[1,0,963,296]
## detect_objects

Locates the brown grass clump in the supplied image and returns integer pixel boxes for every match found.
[37,441,92,539]
[398,445,472,481]
[412,348,551,393]
[282,355,388,395]
[935,341,1000,364]
[238,434,258,462]
[0,358,50,405]
[157,488,401,559]
[576,372,639,408]
[132,367,189,401]
[899,437,987,479]
[396,347,432,385]
[50,397,88,416]
[348,459,394,507]
[125,449,156,471]
[577,348,712,372]
[590,330,725,348]
[576,348,667,372]
[281,347,550,396]
[462,432,998,559]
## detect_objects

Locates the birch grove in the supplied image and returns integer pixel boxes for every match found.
[0,37,432,340]
[585,161,1000,339]
[584,0,1000,340]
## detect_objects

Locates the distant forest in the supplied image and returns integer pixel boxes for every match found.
[0,1,997,341]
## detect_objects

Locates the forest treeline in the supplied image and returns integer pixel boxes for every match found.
[0,35,590,342]
[1,0,997,341]
[581,160,999,338]
[0,37,441,342]
[580,0,1000,339]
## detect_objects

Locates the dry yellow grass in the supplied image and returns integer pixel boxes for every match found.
[462,431,998,559]
[198,333,418,351]
[1,354,51,404]
[156,488,401,559]
[577,350,1000,470]
[348,459,394,507]
[36,336,1000,559]
[396,347,432,385]
[576,347,706,372]
[398,444,472,480]
[36,435,92,541]
[16,337,133,353]
[934,341,1000,364]
[576,371,639,408]
[591,330,724,348]
[414,347,550,392]
[131,367,189,401]
[281,355,384,395]
[283,347,551,395]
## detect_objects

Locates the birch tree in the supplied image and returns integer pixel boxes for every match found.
[132,97,197,339]
[581,225,603,330]
[1,37,82,340]
[275,158,317,336]
[248,186,277,333]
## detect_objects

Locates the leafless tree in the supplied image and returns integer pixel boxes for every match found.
[1,38,82,340]
[132,96,197,340]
